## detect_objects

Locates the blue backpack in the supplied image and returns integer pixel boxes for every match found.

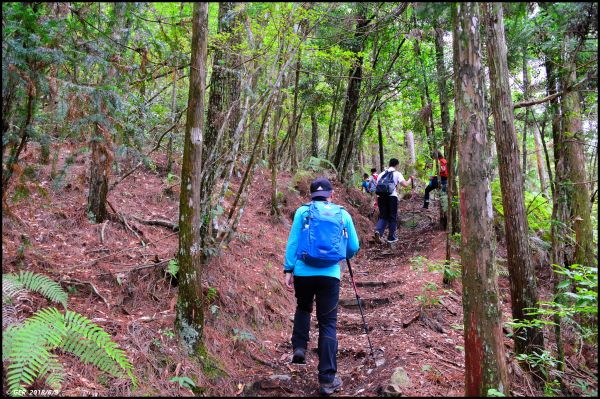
[296,202,348,267]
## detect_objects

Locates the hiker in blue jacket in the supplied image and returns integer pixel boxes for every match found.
[283,177,360,396]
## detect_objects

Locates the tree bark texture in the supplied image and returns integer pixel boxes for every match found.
[532,120,548,197]
[545,51,567,373]
[176,2,208,356]
[483,3,544,356]
[561,39,595,268]
[333,4,368,182]
[454,3,509,396]
[522,49,530,182]
[434,21,451,148]
[288,31,302,171]
[377,114,385,172]
[311,111,319,158]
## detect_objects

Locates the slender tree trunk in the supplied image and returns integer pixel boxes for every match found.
[561,37,595,269]
[522,49,529,183]
[2,77,36,200]
[532,120,548,197]
[334,4,368,182]
[454,4,508,396]
[87,3,131,223]
[176,2,208,356]
[166,66,177,175]
[433,20,451,148]
[377,114,384,172]
[405,130,416,176]
[445,121,458,264]
[288,28,302,171]
[326,77,342,160]
[545,52,566,377]
[311,111,318,158]
[483,2,544,356]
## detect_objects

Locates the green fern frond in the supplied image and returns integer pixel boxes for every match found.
[63,310,134,378]
[4,272,68,308]
[3,308,64,396]
[38,354,64,391]
[3,307,135,396]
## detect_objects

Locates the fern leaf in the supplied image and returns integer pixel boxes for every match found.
[3,307,66,395]
[4,272,68,308]
[62,310,134,379]
[38,354,64,391]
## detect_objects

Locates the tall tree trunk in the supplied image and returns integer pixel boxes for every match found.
[176,2,208,356]
[522,49,529,184]
[205,1,242,184]
[2,76,36,201]
[405,130,416,176]
[326,77,342,160]
[86,2,131,223]
[270,78,286,219]
[545,52,566,377]
[445,121,458,264]
[288,27,302,171]
[532,120,548,197]
[377,114,385,171]
[454,4,508,396]
[561,37,595,269]
[311,111,318,158]
[333,4,368,182]
[166,65,177,175]
[483,2,544,356]
[433,20,451,148]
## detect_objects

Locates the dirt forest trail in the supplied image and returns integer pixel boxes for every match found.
[2,147,520,397]
[243,191,471,397]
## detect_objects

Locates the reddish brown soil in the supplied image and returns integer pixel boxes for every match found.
[2,143,596,397]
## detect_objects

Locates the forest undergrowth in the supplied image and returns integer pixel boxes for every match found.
[2,143,597,397]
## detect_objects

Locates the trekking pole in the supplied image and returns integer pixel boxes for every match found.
[346,258,375,359]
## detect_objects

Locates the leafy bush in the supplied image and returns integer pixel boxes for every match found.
[491,178,552,241]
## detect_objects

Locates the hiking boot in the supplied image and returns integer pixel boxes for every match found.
[319,376,343,396]
[373,231,382,244]
[291,347,306,364]
[387,237,398,243]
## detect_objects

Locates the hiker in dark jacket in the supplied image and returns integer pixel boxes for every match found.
[283,177,360,396]
[423,152,448,209]
[374,158,413,243]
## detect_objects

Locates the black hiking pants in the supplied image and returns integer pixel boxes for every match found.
[424,176,448,208]
[375,195,398,240]
[291,276,340,384]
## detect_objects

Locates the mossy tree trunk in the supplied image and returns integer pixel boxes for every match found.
[176,2,208,356]
[454,3,509,396]
[483,2,544,356]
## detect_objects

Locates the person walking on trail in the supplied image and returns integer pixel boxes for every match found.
[374,158,414,244]
[368,168,378,190]
[361,173,371,193]
[423,152,448,209]
[283,177,360,396]
[363,168,377,217]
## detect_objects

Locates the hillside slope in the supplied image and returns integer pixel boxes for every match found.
[2,144,594,397]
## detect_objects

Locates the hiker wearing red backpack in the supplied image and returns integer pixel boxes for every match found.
[283,177,360,396]
[423,151,448,209]
[374,158,414,243]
